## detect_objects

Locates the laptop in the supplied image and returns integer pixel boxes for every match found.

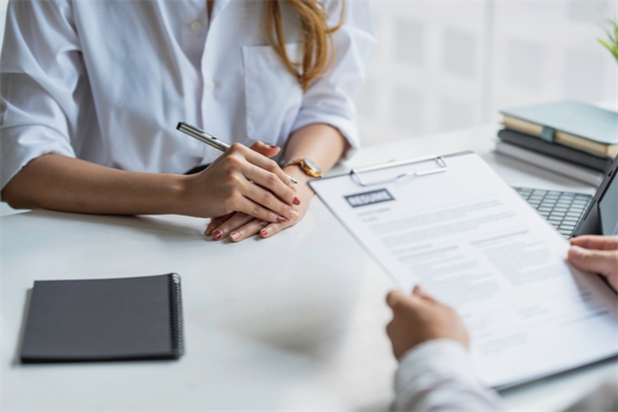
[514,156,618,238]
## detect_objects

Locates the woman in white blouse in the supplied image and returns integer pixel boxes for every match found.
[1,0,374,242]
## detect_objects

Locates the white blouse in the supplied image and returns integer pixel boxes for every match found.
[0,0,375,190]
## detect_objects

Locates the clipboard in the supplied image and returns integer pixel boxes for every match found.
[310,151,618,389]
[311,151,473,291]
[349,153,449,187]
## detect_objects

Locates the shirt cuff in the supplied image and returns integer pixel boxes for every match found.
[396,339,476,394]
[394,339,502,411]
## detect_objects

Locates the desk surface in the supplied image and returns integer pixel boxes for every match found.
[2,125,616,411]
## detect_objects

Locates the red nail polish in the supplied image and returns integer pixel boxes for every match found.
[213,230,222,240]
[276,216,287,223]
[292,196,301,206]
[261,229,269,237]
[270,145,278,149]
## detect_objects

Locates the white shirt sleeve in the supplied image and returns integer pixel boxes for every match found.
[0,0,376,188]
[394,339,503,412]
[1,0,84,191]
[291,0,376,159]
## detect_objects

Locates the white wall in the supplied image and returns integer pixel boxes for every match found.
[356,0,618,146]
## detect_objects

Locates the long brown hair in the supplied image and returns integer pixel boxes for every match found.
[264,0,345,92]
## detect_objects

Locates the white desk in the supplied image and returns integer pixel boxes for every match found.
[2,124,616,411]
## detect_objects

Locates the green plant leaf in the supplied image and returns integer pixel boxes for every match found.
[599,16,618,62]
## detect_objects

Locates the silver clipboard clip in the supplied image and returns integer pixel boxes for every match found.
[350,155,448,187]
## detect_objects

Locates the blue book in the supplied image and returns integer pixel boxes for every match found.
[500,101,618,157]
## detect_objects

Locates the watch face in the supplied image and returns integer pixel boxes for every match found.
[303,158,322,173]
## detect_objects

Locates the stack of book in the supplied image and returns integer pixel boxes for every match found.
[495,101,617,186]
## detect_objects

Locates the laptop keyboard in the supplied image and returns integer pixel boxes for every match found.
[514,187,593,238]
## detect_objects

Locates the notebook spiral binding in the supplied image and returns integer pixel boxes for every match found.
[168,273,184,358]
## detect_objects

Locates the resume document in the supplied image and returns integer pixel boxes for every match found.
[310,152,617,388]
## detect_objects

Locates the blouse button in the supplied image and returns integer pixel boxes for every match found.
[190,21,202,32]
[206,81,215,92]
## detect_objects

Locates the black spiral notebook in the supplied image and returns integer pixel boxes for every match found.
[20,273,184,363]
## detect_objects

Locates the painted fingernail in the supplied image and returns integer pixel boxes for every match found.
[270,145,278,149]
[261,228,269,237]
[292,196,301,206]
[230,232,240,241]
[213,230,222,240]
[276,215,287,223]
[289,209,300,219]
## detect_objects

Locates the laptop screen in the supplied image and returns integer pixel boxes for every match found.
[599,167,617,235]
[574,156,618,237]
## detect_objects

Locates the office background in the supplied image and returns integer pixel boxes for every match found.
[1,2,616,410]
[356,0,618,146]
[0,0,616,145]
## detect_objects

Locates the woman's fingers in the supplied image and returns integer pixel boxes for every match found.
[236,196,292,224]
[259,222,281,238]
[258,217,297,238]
[229,219,269,242]
[249,141,280,157]
[242,181,299,221]
[205,213,234,236]
[207,177,298,238]
[258,201,305,238]
[211,212,253,240]
[569,235,618,251]
[224,143,298,208]
[229,143,294,188]
[186,142,297,220]
[244,164,299,206]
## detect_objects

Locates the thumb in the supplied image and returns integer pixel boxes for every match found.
[412,284,435,301]
[250,141,280,157]
[568,246,618,280]
[386,290,405,309]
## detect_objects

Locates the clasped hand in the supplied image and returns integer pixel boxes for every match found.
[204,142,314,242]
[180,141,301,233]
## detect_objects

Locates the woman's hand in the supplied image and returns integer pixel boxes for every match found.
[568,235,618,292]
[204,165,313,241]
[386,285,468,359]
[204,123,345,242]
[180,142,299,224]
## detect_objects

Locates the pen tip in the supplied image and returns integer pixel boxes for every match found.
[176,122,183,130]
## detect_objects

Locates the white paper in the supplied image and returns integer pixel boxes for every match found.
[311,152,618,388]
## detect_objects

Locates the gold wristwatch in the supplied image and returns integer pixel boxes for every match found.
[284,158,323,179]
